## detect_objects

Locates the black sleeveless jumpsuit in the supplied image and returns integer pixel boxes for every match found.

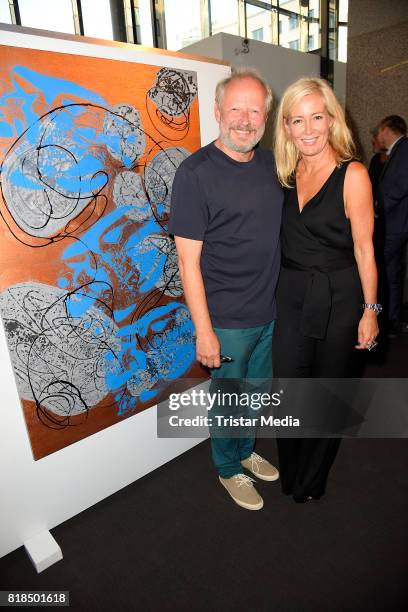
[273,161,363,501]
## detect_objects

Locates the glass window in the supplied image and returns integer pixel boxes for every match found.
[289,15,298,30]
[338,0,348,22]
[246,3,276,44]
[164,0,202,50]
[245,0,275,9]
[306,0,320,50]
[278,13,289,43]
[19,0,75,34]
[135,0,154,46]
[0,0,12,24]
[338,24,347,62]
[308,20,320,51]
[328,0,337,59]
[81,0,114,40]
[279,13,300,50]
[246,0,274,5]
[279,0,300,14]
[252,27,263,41]
[288,39,299,50]
[211,0,239,37]
[308,0,319,19]
[329,36,336,60]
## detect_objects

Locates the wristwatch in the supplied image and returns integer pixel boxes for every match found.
[362,303,382,315]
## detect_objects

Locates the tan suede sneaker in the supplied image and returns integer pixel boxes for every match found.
[241,452,279,481]
[219,474,264,510]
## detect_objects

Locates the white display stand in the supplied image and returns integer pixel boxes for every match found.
[0,25,230,563]
[24,531,63,574]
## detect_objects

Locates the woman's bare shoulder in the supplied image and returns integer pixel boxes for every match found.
[345,160,369,179]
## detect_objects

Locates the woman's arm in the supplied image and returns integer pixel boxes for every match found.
[344,161,379,349]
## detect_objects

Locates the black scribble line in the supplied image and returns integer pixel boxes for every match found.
[0,101,185,244]
[4,278,122,429]
[146,69,197,141]
[0,68,198,429]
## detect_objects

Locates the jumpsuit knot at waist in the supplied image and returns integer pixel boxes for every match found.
[281,255,357,340]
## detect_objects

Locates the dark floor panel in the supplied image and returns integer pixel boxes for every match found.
[364,329,408,377]
[1,436,407,612]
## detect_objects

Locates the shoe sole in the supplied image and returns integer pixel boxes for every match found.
[219,476,264,510]
[241,465,280,482]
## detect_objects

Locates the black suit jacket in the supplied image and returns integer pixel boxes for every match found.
[379,136,408,234]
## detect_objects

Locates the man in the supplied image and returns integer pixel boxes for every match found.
[377,115,408,335]
[169,68,283,510]
[368,126,388,301]
[368,127,387,208]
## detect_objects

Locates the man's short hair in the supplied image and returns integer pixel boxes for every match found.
[215,67,273,114]
[379,115,407,136]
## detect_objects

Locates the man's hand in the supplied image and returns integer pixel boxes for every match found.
[174,236,221,369]
[196,330,221,369]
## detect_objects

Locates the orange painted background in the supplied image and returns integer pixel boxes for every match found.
[0,45,204,459]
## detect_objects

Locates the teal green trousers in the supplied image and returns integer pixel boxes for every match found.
[210,321,274,478]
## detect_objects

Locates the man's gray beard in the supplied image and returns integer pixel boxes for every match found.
[219,126,265,153]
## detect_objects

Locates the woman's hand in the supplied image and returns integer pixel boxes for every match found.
[355,310,379,350]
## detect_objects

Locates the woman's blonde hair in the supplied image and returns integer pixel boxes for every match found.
[274,77,356,187]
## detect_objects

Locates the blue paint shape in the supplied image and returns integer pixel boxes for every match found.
[116,393,137,416]
[104,226,122,244]
[105,362,137,389]
[156,202,168,216]
[62,207,131,259]
[66,293,97,318]
[151,319,168,332]
[118,302,180,337]
[140,389,158,402]
[9,168,42,190]
[0,121,13,137]
[73,153,103,177]
[13,66,107,107]
[114,304,134,322]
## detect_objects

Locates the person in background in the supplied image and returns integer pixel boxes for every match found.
[377,115,408,337]
[169,68,283,511]
[273,77,379,503]
[368,127,388,310]
[368,127,387,207]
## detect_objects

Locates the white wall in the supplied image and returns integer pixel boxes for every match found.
[184,31,224,61]
[0,26,230,560]
[183,32,347,123]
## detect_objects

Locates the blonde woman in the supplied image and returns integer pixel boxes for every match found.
[273,77,379,502]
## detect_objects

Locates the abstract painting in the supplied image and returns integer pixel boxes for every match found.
[0,44,203,459]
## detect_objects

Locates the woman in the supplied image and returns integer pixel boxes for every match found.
[273,77,380,503]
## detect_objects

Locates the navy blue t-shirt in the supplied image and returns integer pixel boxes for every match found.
[168,141,283,328]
